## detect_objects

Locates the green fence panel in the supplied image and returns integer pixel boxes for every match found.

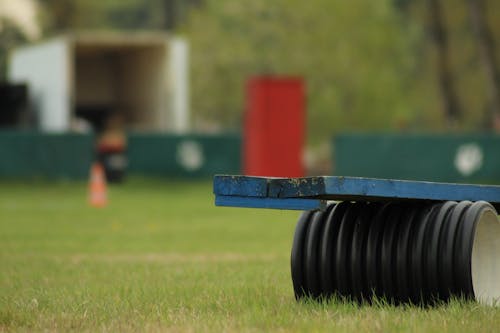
[0,131,94,179]
[127,133,241,177]
[0,131,240,179]
[334,133,500,183]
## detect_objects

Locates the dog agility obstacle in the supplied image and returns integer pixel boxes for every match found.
[214,175,500,305]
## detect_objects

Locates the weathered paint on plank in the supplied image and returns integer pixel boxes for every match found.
[213,175,268,197]
[215,195,326,211]
[214,175,500,209]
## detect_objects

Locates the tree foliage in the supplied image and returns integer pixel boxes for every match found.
[407,0,500,131]
[183,0,424,145]
[38,0,164,32]
[182,0,500,145]
[37,0,199,33]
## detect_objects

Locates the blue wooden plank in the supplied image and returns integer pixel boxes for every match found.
[269,176,500,204]
[268,177,325,197]
[214,175,500,208]
[215,195,326,211]
[213,175,269,197]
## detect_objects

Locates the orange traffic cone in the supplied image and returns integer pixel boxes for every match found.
[88,162,108,207]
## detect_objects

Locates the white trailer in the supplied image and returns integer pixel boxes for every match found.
[9,32,189,133]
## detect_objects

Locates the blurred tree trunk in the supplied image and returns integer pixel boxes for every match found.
[164,0,177,30]
[468,0,500,131]
[428,0,461,128]
[163,0,203,30]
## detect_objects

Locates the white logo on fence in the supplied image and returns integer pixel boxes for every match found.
[177,141,204,171]
[454,143,483,176]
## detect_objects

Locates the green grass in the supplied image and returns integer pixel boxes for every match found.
[1,179,499,332]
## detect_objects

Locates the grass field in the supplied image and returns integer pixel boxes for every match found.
[1,179,500,332]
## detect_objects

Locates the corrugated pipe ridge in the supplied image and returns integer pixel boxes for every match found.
[291,201,500,305]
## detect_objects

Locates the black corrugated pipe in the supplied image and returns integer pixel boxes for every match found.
[291,200,500,305]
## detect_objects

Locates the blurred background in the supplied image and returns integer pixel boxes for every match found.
[1,0,500,183]
[3,2,500,330]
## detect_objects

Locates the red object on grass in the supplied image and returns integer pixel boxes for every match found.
[243,76,305,177]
